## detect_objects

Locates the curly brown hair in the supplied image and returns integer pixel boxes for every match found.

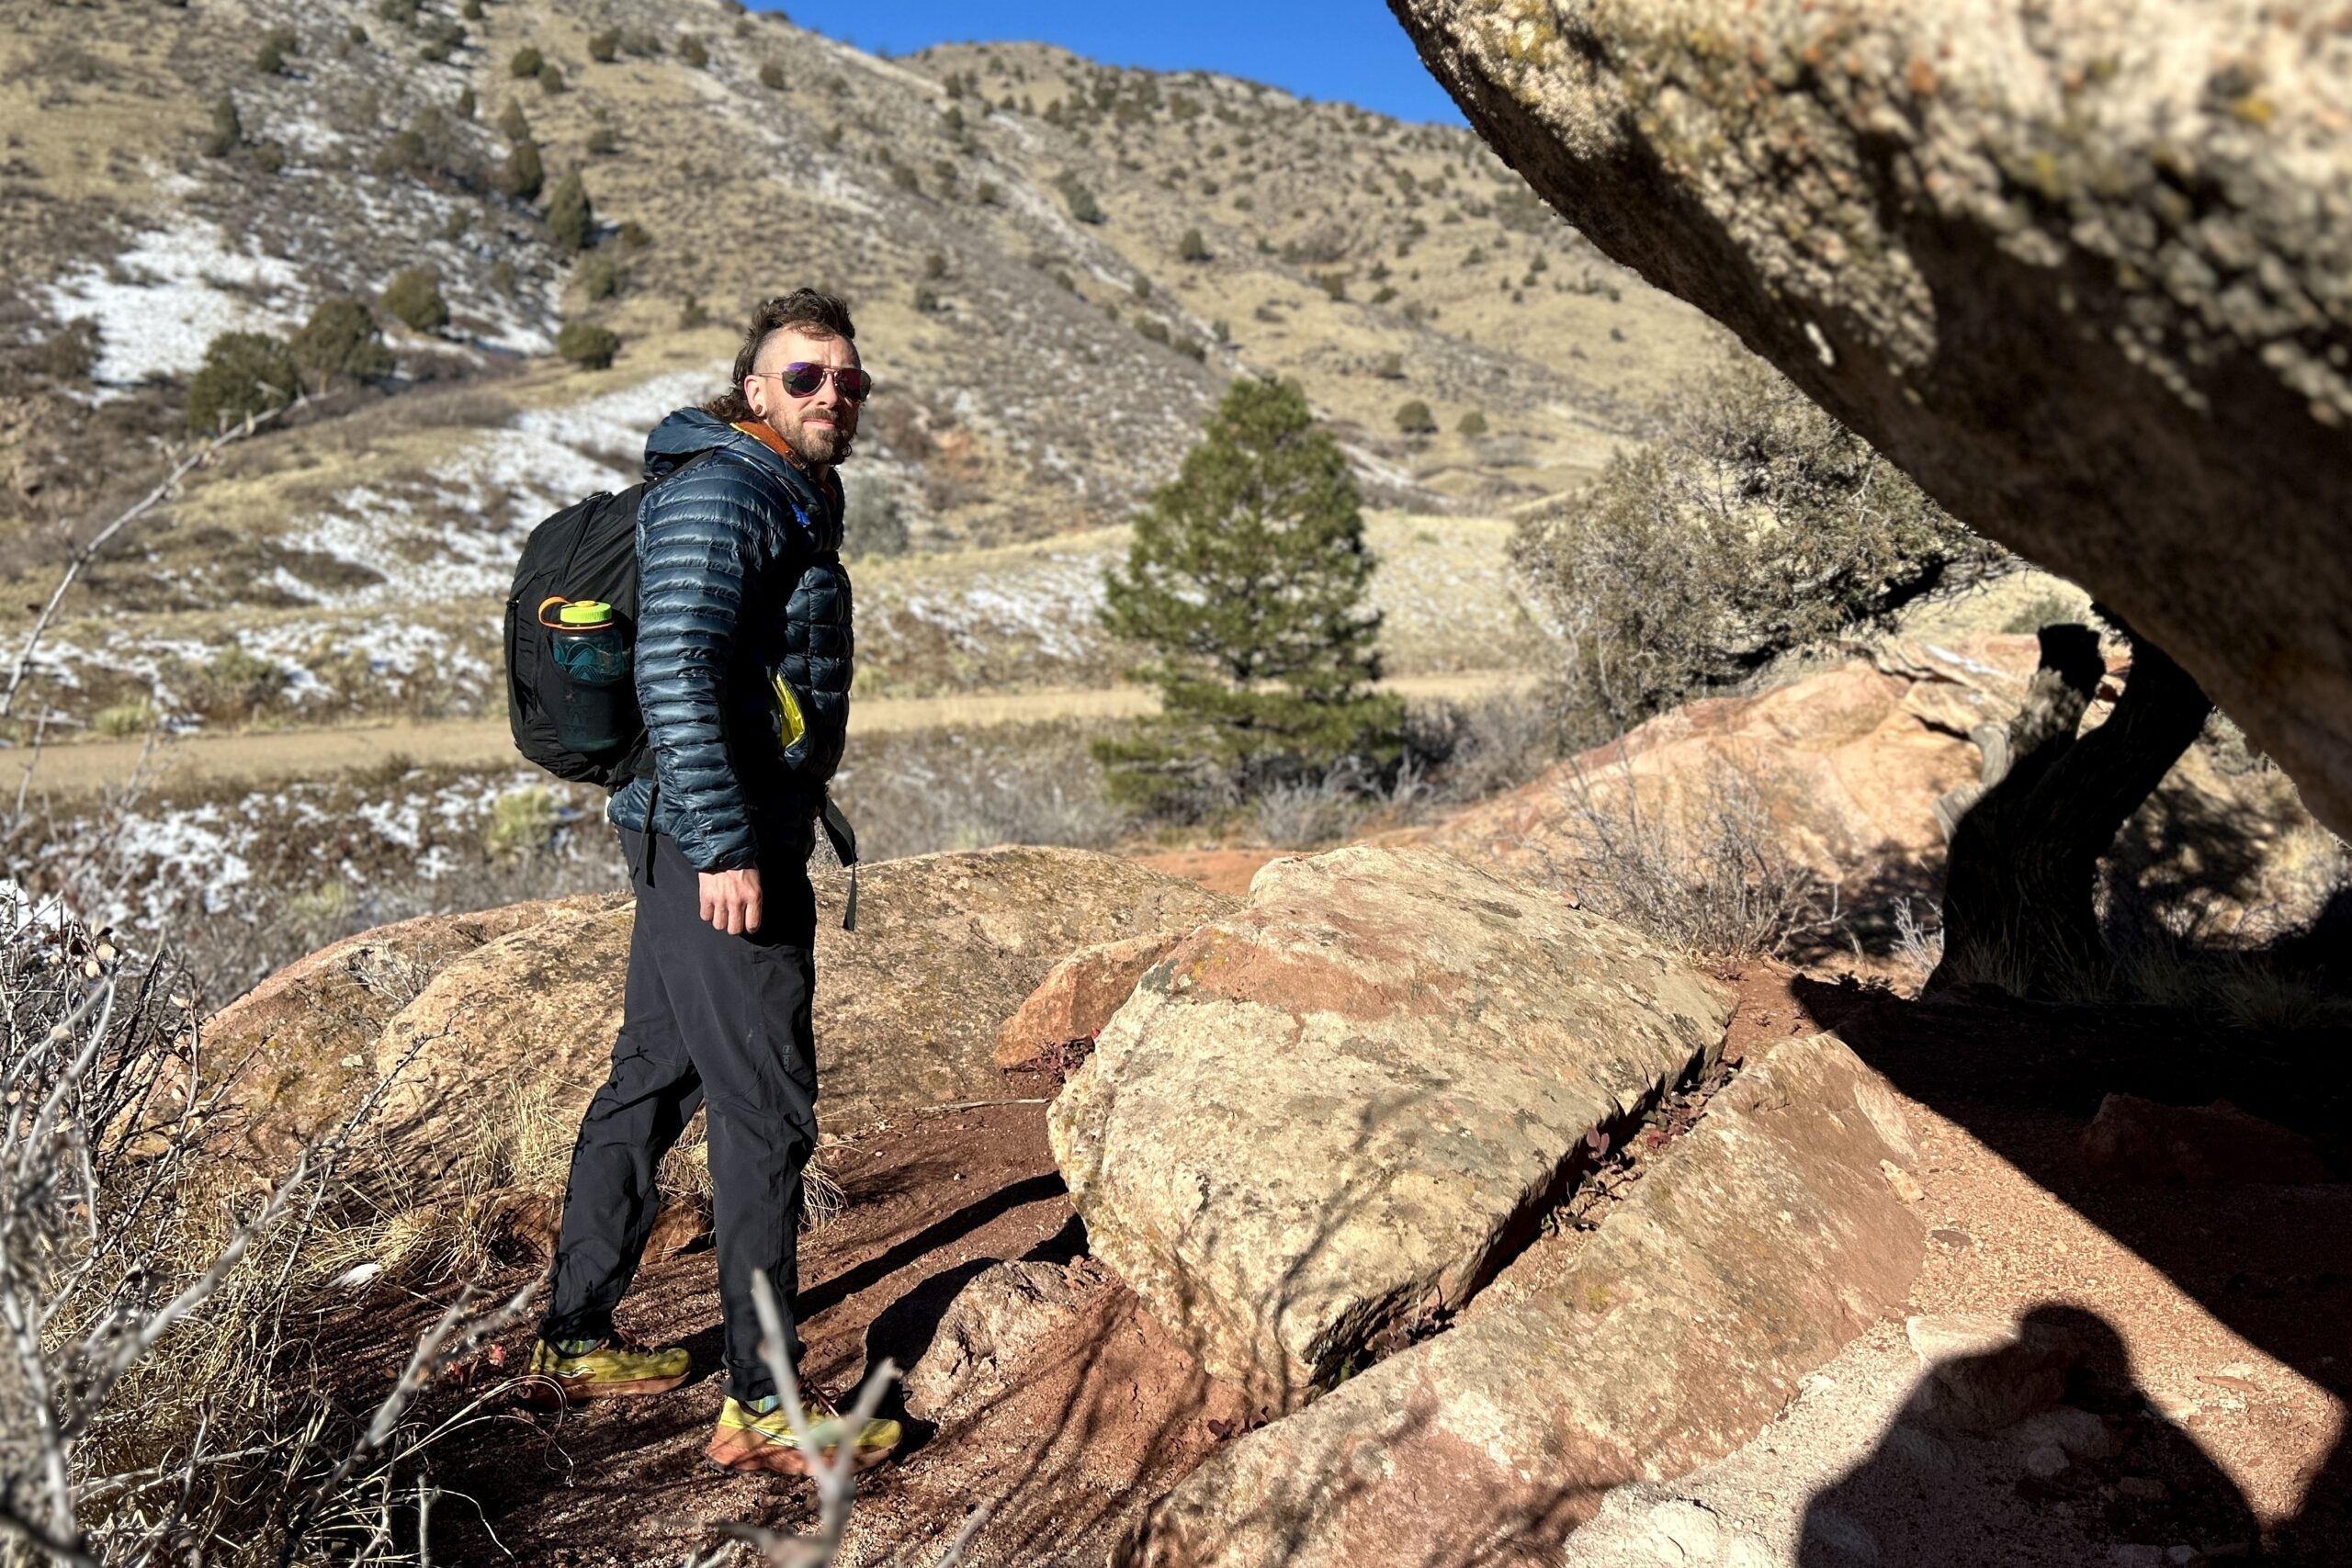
[701,288,857,423]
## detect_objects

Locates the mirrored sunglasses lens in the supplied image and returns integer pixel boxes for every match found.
[778,364,825,396]
[840,369,873,400]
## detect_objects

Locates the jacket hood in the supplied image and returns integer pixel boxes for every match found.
[641,408,843,519]
[642,408,772,481]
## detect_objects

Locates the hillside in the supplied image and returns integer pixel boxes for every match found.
[0,0,1725,739]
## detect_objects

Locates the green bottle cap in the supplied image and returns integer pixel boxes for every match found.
[558,601,614,626]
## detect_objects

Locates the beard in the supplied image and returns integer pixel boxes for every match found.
[778,407,854,467]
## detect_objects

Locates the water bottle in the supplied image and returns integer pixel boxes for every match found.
[544,600,633,755]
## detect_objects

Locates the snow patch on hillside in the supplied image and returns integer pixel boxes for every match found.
[44,220,304,390]
[272,365,720,605]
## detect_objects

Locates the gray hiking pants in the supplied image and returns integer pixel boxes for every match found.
[541,826,819,1404]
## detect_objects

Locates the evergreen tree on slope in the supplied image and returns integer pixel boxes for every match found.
[1095,376,1401,813]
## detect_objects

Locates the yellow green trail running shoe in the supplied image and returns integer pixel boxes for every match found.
[706,1388,902,1475]
[518,1335,691,1408]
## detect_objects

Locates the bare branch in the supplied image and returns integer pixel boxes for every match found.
[1,397,303,721]
[0,1502,98,1568]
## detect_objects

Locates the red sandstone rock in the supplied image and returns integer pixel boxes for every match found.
[995,930,1192,1068]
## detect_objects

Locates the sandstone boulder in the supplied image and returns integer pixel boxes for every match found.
[995,930,1193,1069]
[812,848,1232,1119]
[1420,636,2332,942]
[206,894,625,1166]
[234,848,1233,1182]
[1424,648,2018,886]
[1125,1032,1925,1568]
[1557,1487,1778,1568]
[1387,0,2352,837]
[2079,1092,2331,1188]
[1051,844,1736,1412]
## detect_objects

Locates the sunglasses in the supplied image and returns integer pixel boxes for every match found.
[759,362,875,401]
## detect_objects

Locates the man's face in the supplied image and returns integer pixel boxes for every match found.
[743,326,863,468]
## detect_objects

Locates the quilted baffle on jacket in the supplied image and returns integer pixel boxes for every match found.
[606,409,853,872]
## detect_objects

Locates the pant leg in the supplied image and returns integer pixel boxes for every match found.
[633,828,821,1404]
[540,828,707,1344]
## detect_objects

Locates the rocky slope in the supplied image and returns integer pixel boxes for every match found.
[1387,0,2352,836]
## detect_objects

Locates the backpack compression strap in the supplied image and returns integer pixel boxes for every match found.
[820,795,859,932]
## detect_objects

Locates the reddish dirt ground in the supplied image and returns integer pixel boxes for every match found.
[1129,849,1285,898]
[1780,964,2352,1558]
[325,1094,1240,1567]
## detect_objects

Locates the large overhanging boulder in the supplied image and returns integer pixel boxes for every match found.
[1386,0,2352,837]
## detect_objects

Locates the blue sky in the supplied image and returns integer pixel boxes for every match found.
[751,2,1467,126]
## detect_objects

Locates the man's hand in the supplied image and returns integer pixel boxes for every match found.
[699,867,763,935]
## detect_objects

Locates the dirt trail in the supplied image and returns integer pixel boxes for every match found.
[332,1095,1240,1568]
[13,671,1528,797]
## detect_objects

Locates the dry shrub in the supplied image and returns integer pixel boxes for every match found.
[1511,356,2011,739]
[1531,755,1832,960]
[827,718,1132,861]
[0,891,524,1565]
[1404,687,1558,806]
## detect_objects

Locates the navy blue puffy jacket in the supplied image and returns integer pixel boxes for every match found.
[606,410,853,872]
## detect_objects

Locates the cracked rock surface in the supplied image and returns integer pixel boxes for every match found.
[1049,844,1736,1412]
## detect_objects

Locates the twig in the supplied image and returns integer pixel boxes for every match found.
[281,1272,539,1564]
[930,1503,993,1567]
[1,397,302,721]
[729,1268,899,1568]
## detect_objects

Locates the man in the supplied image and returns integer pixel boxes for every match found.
[526,289,899,1476]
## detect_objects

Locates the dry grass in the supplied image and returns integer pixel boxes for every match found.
[0,890,528,1566]
[1517,754,1835,961]
[827,716,1135,861]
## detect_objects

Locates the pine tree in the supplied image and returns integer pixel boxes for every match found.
[379,266,449,332]
[547,170,592,251]
[1095,377,1401,813]
[185,332,299,432]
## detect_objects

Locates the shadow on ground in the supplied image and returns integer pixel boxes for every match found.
[1794,976,2352,1562]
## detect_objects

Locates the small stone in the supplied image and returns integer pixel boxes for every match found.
[2080,1092,2327,1187]
[2165,1548,2200,1566]
[902,1259,1098,1420]
[2119,1475,2168,1502]
[1805,1506,1882,1563]
[2109,1549,2164,1568]
[1880,1159,1926,1202]
[2023,1441,2072,1479]
[994,928,1193,1068]
[2146,1390,2201,1422]
[1928,1226,1973,1250]
[1889,1423,1958,1480]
